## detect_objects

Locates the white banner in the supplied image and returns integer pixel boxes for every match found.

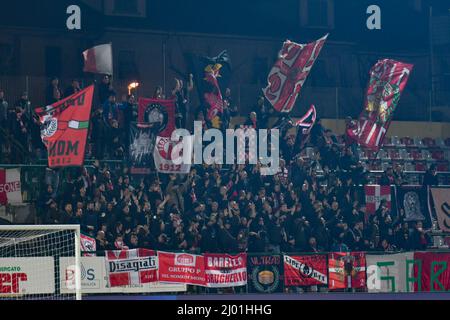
[366,253,414,293]
[0,257,55,295]
[60,257,186,294]
[154,136,193,174]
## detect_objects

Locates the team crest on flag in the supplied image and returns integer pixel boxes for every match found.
[284,255,328,287]
[348,59,413,151]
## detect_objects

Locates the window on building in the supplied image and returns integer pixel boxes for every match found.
[308,0,328,27]
[45,46,62,77]
[0,43,15,75]
[104,0,146,17]
[113,0,138,14]
[118,50,139,80]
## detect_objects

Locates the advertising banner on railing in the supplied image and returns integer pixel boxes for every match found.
[328,252,366,290]
[157,252,206,286]
[247,255,284,294]
[0,257,55,295]
[60,257,186,294]
[284,254,328,287]
[413,252,450,292]
[366,253,414,293]
[105,249,158,287]
[204,253,247,288]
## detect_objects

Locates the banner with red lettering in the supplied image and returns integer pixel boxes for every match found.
[0,168,22,206]
[347,59,413,151]
[35,85,94,168]
[157,252,206,286]
[328,252,366,290]
[105,249,158,287]
[263,34,328,113]
[283,254,328,287]
[413,252,450,292]
[204,253,247,288]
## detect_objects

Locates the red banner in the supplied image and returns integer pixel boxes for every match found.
[36,85,94,168]
[263,34,328,113]
[284,255,328,287]
[364,185,392,217]
[348,59,413,151]
[328,252,366,290]
[157,252,206,286]
[105,249,158,287]
[413,252,450,292]
[204,253,247,288]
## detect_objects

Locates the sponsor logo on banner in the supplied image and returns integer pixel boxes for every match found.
[430,188,450,232]
[247,255,283,294]
[158,252,206,286]
[0,257,55,295]
[205,253,247,288]
[106,249,158,287]
[60,257,186,294]
[284,255,328,287]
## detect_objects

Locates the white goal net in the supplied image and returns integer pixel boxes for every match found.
[0,225,81,300]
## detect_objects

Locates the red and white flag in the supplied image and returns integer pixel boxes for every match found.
[328,252,366,290]
[204,253,247,288]
[284,254,328,287]
[0,168,22,206]
[158,252,206,286]
[348,59,413,151]
[365,185,392,217]
[263,34,328,113]
[83,44,113,75]
[105,249,158,287]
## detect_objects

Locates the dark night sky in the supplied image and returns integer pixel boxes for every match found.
[0,0,448,53]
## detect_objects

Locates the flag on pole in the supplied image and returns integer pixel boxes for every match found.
[188,51,231,126]
[35,85,95,168]
[347,59,413,151]
[263,34,328,113]
[83,44,113,75]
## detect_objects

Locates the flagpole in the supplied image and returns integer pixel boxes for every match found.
[428,5,435,122]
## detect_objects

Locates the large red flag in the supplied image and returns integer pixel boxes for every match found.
[263,34,328,113]
[348,59,413,151]
[36,85,94,168]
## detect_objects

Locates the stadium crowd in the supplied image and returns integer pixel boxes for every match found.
[0,76,437,255]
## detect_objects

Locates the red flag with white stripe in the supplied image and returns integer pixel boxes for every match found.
[106,249,158,287]
[83,44,113,75]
